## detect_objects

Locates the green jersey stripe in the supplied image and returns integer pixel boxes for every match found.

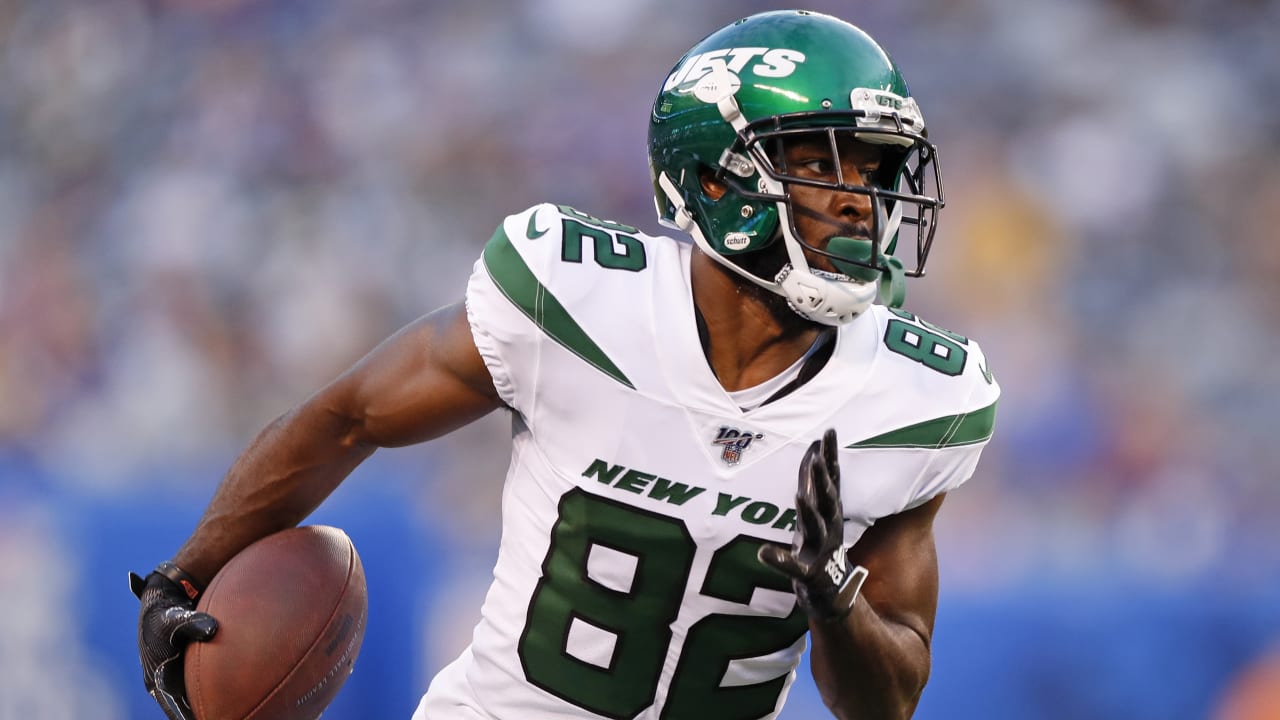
[482,226,635,389]
[846,400,997,449]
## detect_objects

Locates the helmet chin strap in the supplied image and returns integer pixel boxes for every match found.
[776,265,879,326]
[774,201,880,325]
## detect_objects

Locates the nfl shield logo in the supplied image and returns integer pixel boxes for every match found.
[712,426,764,466]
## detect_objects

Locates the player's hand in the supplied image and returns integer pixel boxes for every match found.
[758,428,869,621]
[130,564,219,720]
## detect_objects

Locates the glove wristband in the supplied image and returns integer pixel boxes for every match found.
[823,563,869,621]
[807,544,869,621]
[155,561,204,601]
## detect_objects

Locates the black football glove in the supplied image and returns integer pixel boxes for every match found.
[758,428,869,621]
[129,563,219,720]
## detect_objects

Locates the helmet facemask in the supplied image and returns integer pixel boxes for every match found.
[660,89,943,324]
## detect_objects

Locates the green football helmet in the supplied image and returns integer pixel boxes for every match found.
[648,10,943,324]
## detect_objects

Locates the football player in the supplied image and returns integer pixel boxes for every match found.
[132,10,999,720]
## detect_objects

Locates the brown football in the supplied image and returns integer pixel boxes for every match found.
[185,525,367,720]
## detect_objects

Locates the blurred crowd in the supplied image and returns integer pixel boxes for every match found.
[1,0,1278,715]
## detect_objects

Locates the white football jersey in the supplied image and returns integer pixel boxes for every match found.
[414,203,1000,720]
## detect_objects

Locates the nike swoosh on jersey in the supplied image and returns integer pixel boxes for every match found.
[526,210,548,239]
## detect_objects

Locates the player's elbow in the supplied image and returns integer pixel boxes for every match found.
[285,386,375,455]
[828,626,931,720]
[887,629,932,719]
[900,652,931,715]
[829,663,929,720]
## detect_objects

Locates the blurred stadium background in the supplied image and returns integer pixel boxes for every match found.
[1,0,1278,718]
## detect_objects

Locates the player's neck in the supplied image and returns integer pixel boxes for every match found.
[690,249,828,393]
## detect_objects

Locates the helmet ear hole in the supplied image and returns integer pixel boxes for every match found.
[698,167,729,201]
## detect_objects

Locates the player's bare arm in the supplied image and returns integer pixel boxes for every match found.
[131,302,500,720]
[175,301,501,586]
[810,494,944,720]
[760,429,945,720]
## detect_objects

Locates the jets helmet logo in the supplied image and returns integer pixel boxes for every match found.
[712,426,764,466]
[663,47,807,93]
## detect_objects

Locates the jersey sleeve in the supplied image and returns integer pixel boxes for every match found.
[838,314,1001,530]
[898,336,1000,509]
[464,203,558,416]
[465,202,653,417]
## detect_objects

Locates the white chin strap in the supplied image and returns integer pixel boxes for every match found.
[657,171,883,327]
[773,197,901,326]
[776,264,879,326]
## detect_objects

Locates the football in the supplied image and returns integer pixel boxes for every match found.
[185,525,367,720]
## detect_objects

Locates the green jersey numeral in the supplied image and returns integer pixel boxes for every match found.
[662,536,809,719]
[518,490,804,719]
[556,206,647,272]
[561,219,647,272]
[883,311,968,376]
[519,490,692,717]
